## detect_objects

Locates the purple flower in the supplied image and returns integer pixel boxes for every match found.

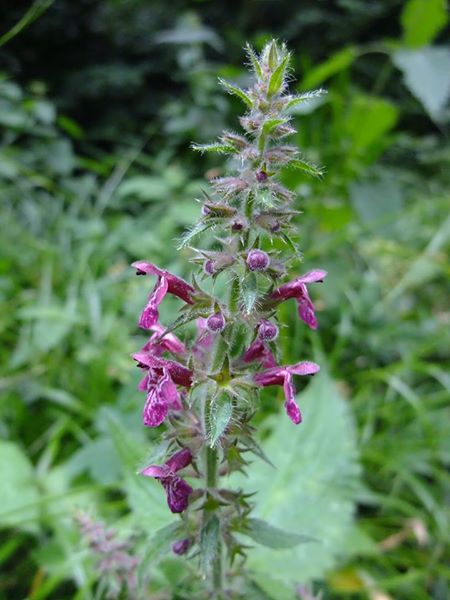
[133,352,192,427]
[206,312,226,332]
[270,269,327,330]
[246,249,270,271]
[243,338,277,369]
[254,361,320,424]
[172,538,192,555]
[141,322,186,357]
[132,261,195,330]
[258,319,278,341]
[141,448,193,513]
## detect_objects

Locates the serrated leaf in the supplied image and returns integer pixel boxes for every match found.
[241,272,258,314]
[200,515,220,575]
[218,78,253,108]
[287,158,324,178]
[191,142,235,154]
[245,42,263,80]
[232,369,361,584]
[267,53,290,97]
[244,518,316,549]
[138,522,182,585]
[207,394,233,448]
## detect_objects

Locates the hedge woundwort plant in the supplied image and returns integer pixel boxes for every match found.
[131,40,326,596]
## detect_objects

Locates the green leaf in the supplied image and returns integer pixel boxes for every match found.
[258,118,289,152]
[138,522,182,585]
[241,272,258,314]
[267,41,279,69]
[401,0,448,48]
[218,78,253,108]
[206,394,233,448]
[191,142,235,154]
[393,47,450,122]
[345,95,398,152]
[267,53,291,97]
[200,515,220,575]
[287,157,324,178]
[285,89,327,109]
[302,46,358,89]
[177,220,215,249]
[245,42,263,80]
[243,518,316,549]
[233,370,361,584]
[0,441,41,533]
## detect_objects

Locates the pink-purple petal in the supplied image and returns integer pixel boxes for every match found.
[142,387,168,427]
[165,448,193,473]
[140,464,166,478]
[283,373,302,424]
[288,361,320,376]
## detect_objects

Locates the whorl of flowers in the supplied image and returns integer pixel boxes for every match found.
[130,40,327,591]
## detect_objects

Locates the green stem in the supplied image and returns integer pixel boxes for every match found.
[205,446,223,596]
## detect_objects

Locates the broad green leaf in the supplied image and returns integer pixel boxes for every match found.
[138,522,182,584]
[117,176,171,201]
[206,394,233,448]
[267,53,290,97]
[401,0,448,48]
[218,78,253,108]
[243,518,316,549]
[0,441,41,533]
[301,47,357,89]
[393,47,450,122]
[241,272,258,314]
[200,515,220,575]
[345,95,398,152]
[232,370,361,585]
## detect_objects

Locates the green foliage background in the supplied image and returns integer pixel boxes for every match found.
[0,1,449,598]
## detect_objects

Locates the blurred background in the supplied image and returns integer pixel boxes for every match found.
[0,1,449,599]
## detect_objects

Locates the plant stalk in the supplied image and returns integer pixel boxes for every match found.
[205,446,223,596]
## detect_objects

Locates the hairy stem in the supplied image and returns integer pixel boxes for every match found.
[205,446,223,595]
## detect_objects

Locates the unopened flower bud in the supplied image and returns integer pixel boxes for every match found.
[172,538,191,555]
[206,312,226,332]
[201,204,211,216]
[231,216,248,231]
[246,250,270,272]
[258,320,278,341]
[256,170,268,182]
[203,260,216,275]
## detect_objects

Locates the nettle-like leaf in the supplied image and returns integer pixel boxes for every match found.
[243,518,316,549]
[233,370,361,595]
[287,157,324,178]
[206,393,233,448]
[200,515,220,575]
[245,42,263,81]
[218,78,253,108]
[285,89,327,110]
[191,142,236,155]
[240,272,258,314]
[267,53,291,98]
